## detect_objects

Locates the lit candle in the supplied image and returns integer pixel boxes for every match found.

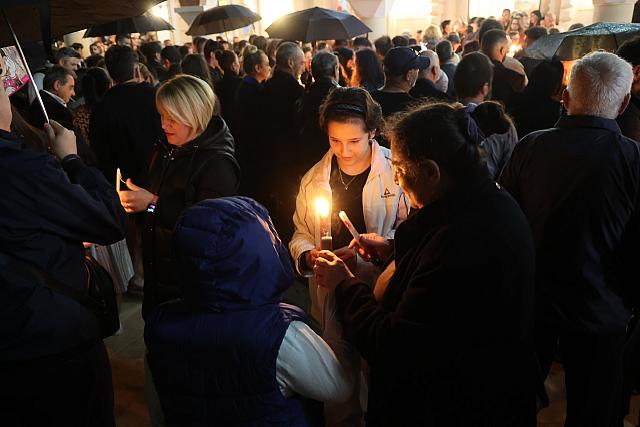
[315,197,332,250]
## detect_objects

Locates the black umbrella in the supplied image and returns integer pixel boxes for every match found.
[1,0,165,47]
[186,4,261,36]
[524,22,640,61]
[265,7,371,42]
[84,12,173,37]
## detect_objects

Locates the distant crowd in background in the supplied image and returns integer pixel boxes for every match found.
[3,5,640,427]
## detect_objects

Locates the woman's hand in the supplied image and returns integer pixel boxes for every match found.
[349,233,392,264]
[305,247,322,270]
[314,250,355,292]
[44,120,77,161]
[333,246,357,273]
[118,179,155,213]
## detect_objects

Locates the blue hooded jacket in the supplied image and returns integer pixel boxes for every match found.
[145,197,316,426]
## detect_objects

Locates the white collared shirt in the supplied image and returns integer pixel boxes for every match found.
[43,89,67,107]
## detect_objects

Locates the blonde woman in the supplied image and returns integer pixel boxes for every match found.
[422,24,443,49]
[118,74,240,318]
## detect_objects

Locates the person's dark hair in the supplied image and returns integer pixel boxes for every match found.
[84,54,104,68]
[319,86,383,133]
[193,36,207,54]
[472,101,512,136]
[530,10,543,24]
[549,28,560,34]
[161,46,182,65]
[105,45,138,83]
[181,54,213,88]
[478,18,503,42]
[385,102,510,186]
[408,38,417,45]
[352,48,384,90]
[453,52,493,99]
[43,65,74,91]
[54,47,80,63]
[11,106,48,152]
[275,42,301,68]
[243,49,266,75]
[219,50,239,75]
[353,37,372,49]
[204,39,223,62]
[480,29,508,54]
[140,41,162,63]
[526,60,564,97]
[178,45,190,58]
[81,67,111,107]
[115,34,131,46]
[392,35,409,47]
[436,40,453,63]
[71,42,83,51]
[252,35,267,53]
[524,26,548,42]
[441,19,451,33]
[618,36,640,66]
[447,33,461,44]
[374,36,393,57]
[462,40,480,56]
[334,39,348,47]
[311,51,338,80]
[568,23,584,31]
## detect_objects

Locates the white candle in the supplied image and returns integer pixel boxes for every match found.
[315,197,332,250]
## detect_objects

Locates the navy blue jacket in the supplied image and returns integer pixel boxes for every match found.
[145,197,315,427]
[500,115,640,332]
[0,129,127,362]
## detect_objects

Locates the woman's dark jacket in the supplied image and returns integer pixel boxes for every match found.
[334,174,538,426]
[141,116,240,317]
[0,129,127,362]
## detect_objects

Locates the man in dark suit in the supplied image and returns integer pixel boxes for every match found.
[500,51,640,426]
[28,65,76,130]
[481,29,526,111]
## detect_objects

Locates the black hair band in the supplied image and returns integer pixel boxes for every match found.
[328,103,366,116]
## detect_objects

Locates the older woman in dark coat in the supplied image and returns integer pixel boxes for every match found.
[314,102,539,426]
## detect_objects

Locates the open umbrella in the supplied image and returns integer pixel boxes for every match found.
[186,4,261,36]
[524,22,640,61]
[84,12,173,37]
[0,0,164,47]
[265,7,371,42]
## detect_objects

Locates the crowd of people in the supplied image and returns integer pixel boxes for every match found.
[1,6,640,427]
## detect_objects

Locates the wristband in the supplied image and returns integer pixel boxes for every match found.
[146,195,159,213]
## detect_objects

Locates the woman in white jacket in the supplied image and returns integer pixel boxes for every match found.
[290,87,409,321]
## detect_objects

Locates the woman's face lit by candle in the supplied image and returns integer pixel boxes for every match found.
[327,118,374,173]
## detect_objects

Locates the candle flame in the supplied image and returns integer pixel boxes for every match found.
[315,198,330,218]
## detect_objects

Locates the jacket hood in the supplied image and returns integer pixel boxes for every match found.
[173,197,294,311]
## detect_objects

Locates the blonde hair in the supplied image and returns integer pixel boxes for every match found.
[156,74,214,135]
[423,24,443,42]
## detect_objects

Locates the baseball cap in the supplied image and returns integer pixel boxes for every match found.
[383,46,430,76]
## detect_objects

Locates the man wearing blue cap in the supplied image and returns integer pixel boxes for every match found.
[370,47,430,123]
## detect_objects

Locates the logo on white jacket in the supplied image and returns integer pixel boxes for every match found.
[381,187,396,199]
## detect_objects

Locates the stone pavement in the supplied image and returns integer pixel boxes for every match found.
[106,283,640,427]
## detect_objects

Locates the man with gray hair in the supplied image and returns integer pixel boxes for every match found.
[258,41,306,242]
[409,49,451,101]
[500,51,640,426]
[297,51,339,171]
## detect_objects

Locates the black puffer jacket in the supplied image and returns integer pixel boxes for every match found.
[141,116,240,317]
